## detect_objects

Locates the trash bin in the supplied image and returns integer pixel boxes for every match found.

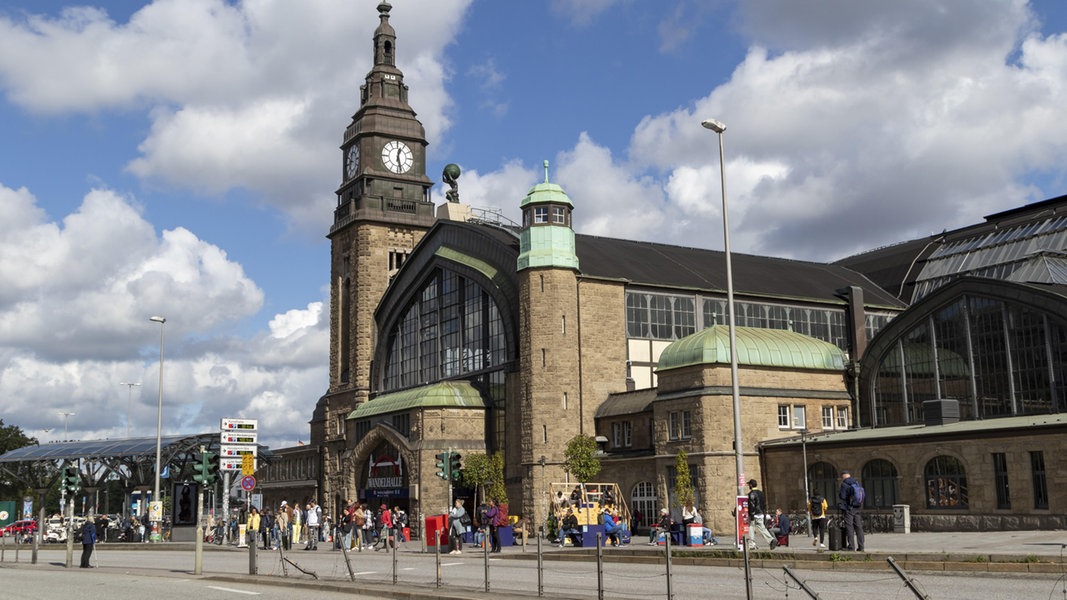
[892,504,911,533]
[424,514,448,548]
[687,523,703,546]
[827,519,842,551]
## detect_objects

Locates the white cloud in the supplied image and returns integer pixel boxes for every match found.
[0,183,324,448]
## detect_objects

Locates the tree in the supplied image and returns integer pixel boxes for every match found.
[673,450,695,510]
[563,434,601,485]
[458,451,508,506]
[0,420,39,501]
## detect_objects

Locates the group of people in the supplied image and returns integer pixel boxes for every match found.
[646,501,718,547]
[246,499,322,551]
[746,469,866,552]
[447,497,509,554]
[337,499,409,552]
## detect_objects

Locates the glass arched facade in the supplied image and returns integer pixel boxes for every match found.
[925,455,968,509]
[870,292,1067,426]
[382,267,509,450]
[808,461,838,503]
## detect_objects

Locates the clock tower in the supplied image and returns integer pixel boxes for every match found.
[315,1,436,498]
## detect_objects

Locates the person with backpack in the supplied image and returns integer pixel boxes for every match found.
[746,479,777,550]
[808,491,828,548]
[838,469,865,552]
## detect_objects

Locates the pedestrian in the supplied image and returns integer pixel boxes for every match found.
[246,507,261,548]
[557,507,581,547]
[373,504,393,550]
[80,517,97,568]
[602,508,622,547]
[484,499,501,553]
[304,500,321,550]
[340,499,355,551]
[448,498,467,554]
[647,507,672,545]
[393,505,407,543]
[361,503,374,550]
[838,470,866,551]
[277,501,291,550]
[809,491,828,549]
[291,502,302,546]
[770,507,791,544]
[746,479,777,550]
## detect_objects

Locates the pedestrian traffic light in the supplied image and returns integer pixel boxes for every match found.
[435,451,450,481]
[63,466,80,493]
[449,453,462,481]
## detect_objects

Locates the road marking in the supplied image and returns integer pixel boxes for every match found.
[354,570,377,575]
[206,585,260,596]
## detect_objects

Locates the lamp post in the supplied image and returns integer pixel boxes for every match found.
[702,118,745,497]
[800,429,811,524]
[58,411,76,440]
[120,382,141,438]
[704,116,751,600]
[149,315,166,542]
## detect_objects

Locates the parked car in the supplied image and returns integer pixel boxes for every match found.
[1,519,38,539]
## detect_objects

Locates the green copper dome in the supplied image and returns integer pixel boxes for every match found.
[656,325,846,372]
[520,160,574,208]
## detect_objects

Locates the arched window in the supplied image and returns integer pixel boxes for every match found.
[808,461,837,504]
[861,459,899,509]
[924,455,968,509]
[630,481,657,529]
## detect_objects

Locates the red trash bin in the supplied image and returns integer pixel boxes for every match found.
[424,514,448,547]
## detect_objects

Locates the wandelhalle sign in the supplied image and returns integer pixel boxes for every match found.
[362,448,407,500]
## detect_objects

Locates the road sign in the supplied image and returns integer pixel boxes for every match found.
[220,444,257,458]
[221,432,257,444]
[220,457,255,472]
[241,454,255,476]
[240,475,256,491]
[221,418,258,431]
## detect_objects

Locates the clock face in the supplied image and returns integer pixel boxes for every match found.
[346,145,359,179]
[381,140,413,174]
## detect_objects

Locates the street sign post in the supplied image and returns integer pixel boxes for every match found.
[240,475,256,491]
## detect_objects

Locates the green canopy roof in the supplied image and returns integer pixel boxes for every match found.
[656,325,845,372]
[348,381,487,420]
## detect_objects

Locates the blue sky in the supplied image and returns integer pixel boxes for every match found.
[2,0,1067,448]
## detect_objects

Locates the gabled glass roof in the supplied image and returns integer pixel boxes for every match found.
[913,213,1067,302]
[0,433,273,463]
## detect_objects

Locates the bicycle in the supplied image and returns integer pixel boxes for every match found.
[787,512,810,536]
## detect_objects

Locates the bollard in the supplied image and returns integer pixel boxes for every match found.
[537,526,544,597]
[248,538,257,574]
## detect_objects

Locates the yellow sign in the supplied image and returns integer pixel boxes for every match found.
[241,453,254,476]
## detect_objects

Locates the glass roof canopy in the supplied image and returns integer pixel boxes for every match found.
[912,213,1067,302]
[0,433,274,463]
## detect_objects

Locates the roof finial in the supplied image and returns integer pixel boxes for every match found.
[543,159,550,183]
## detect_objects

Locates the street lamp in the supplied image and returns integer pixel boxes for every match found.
[58,411,76,439]
[702,118,744,497]
[149,315,166,542]
[120,382,141,438]
[704,116,751,600]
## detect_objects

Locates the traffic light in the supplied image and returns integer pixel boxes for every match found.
[62,466,80,493]
[194,451,220,485]
[435,451,450,481]
[192,453,207,483]
[449,453,462,481]
[204,451,220,485]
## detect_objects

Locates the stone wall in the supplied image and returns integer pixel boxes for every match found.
[759,422,1067,531]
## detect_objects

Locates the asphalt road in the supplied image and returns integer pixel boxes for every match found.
[3,544,1066,600]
